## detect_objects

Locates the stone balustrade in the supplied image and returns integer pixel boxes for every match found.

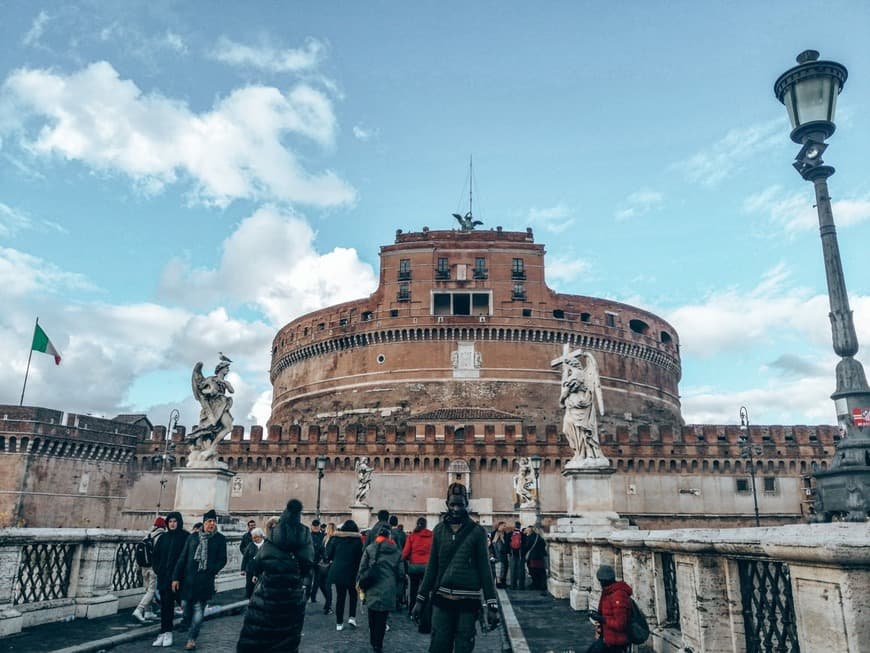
[547,522,870,653]
[0,528,244,636]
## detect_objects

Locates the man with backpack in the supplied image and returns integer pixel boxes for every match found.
[133,516,166,623]
[588,564,632,652]
[508,522,526,590]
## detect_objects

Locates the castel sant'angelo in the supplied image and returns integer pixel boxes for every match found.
[0,222,839,529]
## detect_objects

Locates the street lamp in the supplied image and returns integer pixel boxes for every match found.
[315,455,327,521]
[529,455,542,527]
[775,51,870,521]
[738,407,762,527]
[154,409,179,518]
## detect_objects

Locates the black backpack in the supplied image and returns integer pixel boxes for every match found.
[627,598,650,644]
[134,535,154,568]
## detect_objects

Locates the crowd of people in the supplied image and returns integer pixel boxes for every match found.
[134,485,634,652]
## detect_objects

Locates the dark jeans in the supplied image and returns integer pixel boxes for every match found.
[586,639,628,653]
[245,572,255,599]
[529,566,547,590]
[309,567,331,608]
[429,603,478,653]
[408,572,425,613]
[334,583,357,624]
[158,585,177,633]
[510,555,525,589]
[368,608,389,651]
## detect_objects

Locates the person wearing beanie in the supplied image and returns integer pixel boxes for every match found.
[151,511,188,647]
[132,516,167,624]
[236,498,314,653]
[356,523,403,653]
[366,509,391,546]
[173,508,227,650]
[588,564,632,652]
[411,482,500,652]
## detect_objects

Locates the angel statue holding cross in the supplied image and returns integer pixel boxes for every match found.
[552,345,608,468]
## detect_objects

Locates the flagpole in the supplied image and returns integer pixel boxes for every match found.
[20,317,38,407]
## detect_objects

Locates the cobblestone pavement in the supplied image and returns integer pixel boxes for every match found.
[105,600,507,653]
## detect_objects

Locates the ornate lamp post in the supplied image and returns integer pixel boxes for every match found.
[315,455,328,520]
[529,455,542,527]
[775,50,870,521]
[738,407,762,527]
[154,409,179,518]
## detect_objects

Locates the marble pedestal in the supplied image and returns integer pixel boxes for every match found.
[174,467,235,526]
[519,506,539,528]
[351,504,372,531]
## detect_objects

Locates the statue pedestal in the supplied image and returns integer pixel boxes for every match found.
[350,504,372,531]
[174,467,235,526]
[519,505,538,528]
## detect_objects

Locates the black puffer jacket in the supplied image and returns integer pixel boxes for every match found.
[325,529,363,586]
[153,511,188,589]
[236,502,314,653]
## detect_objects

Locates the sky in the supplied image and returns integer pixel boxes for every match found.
[1,1,869,431]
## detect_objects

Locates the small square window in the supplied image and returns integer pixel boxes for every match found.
[736,478,750,493]
[605,313,616,327]
[389,309,399,318]
[763,477,776,493]
[522,308,532,317]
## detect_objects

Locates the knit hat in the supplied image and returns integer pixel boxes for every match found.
[203,509,217,522]
[596,564,616,583]
[447,482,468,500]
[153,516,167,528]
[378,525,392,538]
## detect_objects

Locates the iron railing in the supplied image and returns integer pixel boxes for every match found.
[112,541,143,591]
[13,542,76,605]
[738,558,800,653]
[661,552,680,628]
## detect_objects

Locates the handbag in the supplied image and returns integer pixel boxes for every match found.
[318,560,332,574]
[357,543,380,590]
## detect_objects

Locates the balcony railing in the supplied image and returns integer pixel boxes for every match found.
[511,270,526,280]
[398,271,411,281]
[473,268,488,279]
[435,269,450,280]
[397,291,411,302]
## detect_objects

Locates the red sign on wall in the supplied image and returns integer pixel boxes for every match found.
[852,408,870,427]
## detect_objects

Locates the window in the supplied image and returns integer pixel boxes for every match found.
[390,309,399,318]
[661,330,673,344]
[362,311,373,322]
[339,318,348,327]
[303,327,310,336]
[522,308,532,317]
[398,258,411,280]
[763,477,776,493]
[553,309,565,319]
[474,257,487,279]
[317,322,325,331]
[736,478,750,493]
[397,283,410,301]
[512,283,526,300]
[580,312,591,323]
[629,319,649,334]
[605,313,616,327]
[436,257,450,279]
[511,258,525,279]
[432,291,492,316]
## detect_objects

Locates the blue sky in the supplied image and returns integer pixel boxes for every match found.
[1,1,869,430]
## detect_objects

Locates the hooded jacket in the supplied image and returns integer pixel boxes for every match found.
[325,528,363,586]
[598,580,633,647]
[153,511,188,588]
[356,536,403,612]
[402,528,433,566]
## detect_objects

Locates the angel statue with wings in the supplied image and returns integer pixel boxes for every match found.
[558,350,606,464]
[354,457,373,505]
[188,356,234,466]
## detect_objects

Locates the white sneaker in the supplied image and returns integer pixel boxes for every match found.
[347,616,357,627]
[386,623,390,631]
[336,623,344,631]
[162,633,173,647]
[144,611,158,620]
[133,608,147,623]
[152,633,165,647]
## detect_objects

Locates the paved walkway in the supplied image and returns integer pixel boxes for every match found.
[1,588,598,653]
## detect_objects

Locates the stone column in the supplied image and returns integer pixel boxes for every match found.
[0,540,23,636]
[174,467,236,527]
[73,530,120,619]
[545,538,573,599]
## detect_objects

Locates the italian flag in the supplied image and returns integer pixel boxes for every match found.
[32,323,62,365]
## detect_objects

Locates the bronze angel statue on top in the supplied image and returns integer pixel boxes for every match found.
[187,356,235,466]
[453,212,483,231]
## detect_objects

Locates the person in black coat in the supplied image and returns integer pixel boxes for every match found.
[241,528,265,598]
[325,519,363,630]
[236,499,315,653]
[172,509,228,650]
[523,525,548,591]
[151,511,188,647]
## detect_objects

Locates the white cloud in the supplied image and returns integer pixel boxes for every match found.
[353,125,375,141]
[675,118,784,187]
[210,36,324,73]
[158,205,378,325]
[547,256,591,285]
[614,189,664,221]
[528,203,574,233]
[0,246,95,297]
[0,202,31,235]
[1,62,355,208]
[743,185,870,235]
[22,11,50,47]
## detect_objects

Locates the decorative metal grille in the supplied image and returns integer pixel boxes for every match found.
[112,542,143,591]
[738,559,800,653]
[661,552,680,628]
[13,542,76,605]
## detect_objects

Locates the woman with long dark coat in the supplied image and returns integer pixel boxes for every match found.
[325,519,363,631]
[236,499,314,653]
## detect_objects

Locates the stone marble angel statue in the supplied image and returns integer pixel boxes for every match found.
[188,358,235,465]
[559,351,606,464]
[354,456,373,505]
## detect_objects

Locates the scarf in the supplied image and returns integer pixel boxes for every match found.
[194,531,214,571]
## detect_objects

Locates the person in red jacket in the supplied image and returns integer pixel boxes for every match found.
[588,564,632,653]
[402,517,433,615]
